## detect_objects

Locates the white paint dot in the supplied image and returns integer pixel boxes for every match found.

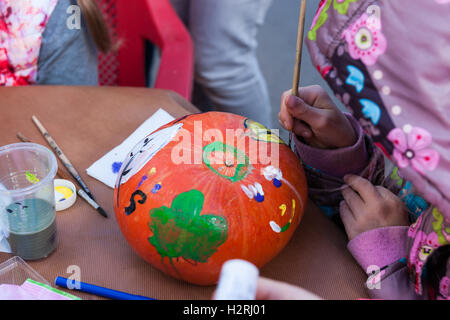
[382,86,391,95]
[373,70,383,80]
[403,124,413,134]
[269,221,281,233]
[392,105,402,115]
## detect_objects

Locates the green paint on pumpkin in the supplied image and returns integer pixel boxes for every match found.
[202,141,251,183]
[280,222,291,233]
[148,190,228,264]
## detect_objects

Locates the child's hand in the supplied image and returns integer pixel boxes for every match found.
[255,277,322,300]
[340,175,410,240]
[279,85,356,149]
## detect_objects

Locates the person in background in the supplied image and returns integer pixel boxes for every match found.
[0,0,111,86]
[170,0,274,128]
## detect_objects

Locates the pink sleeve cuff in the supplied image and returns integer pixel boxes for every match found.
[347,226,409,272]
[293,114,369,178]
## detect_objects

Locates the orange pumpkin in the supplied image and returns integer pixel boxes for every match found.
[114,112,307,285]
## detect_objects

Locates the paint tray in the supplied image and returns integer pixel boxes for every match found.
[0,256,50,286]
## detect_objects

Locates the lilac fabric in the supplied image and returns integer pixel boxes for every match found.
[294,114,369,179]
[299,0,450,300]
[347,226,409,271]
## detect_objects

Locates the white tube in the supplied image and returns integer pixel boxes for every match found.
[214,259,259,300]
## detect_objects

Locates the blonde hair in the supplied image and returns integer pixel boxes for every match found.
[77,0,114,53]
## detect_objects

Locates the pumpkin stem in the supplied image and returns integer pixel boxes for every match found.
[225,159,234,167]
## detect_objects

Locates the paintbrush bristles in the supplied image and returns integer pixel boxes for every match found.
[292,0,307,97]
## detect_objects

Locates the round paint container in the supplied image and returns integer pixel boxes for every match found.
[54,179,76,211]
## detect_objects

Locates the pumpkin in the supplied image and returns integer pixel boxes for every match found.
[114,112,307,285]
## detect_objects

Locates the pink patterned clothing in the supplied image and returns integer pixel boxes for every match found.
[0,0,58,86]
[298,0,450,299]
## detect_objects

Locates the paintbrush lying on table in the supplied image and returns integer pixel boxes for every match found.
[17,131,108,218]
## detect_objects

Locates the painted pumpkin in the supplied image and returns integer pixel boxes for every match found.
[114,112,307,285]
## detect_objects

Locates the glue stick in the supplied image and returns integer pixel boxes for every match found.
[214,259,259,300]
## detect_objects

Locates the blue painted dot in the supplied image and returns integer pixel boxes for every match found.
[137,175,148,188]
[273,179,282,188]
[151,184,162,194]
[112,162,123,174]
[254,194,264,202]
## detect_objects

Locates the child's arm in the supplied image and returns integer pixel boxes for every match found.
[281,86,424,299]
[280,86,389,215]
[37,0,98,85]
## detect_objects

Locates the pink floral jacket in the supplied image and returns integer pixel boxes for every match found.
[0,0,58,86]
[296,0,450,299]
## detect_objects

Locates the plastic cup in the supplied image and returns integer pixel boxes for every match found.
[0,143,58,260]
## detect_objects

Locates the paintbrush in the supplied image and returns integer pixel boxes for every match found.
[290,1,327,149]
[17,132,72,181]
[30,116,108,218]
[289,0,308,149]
[17,132,108,218]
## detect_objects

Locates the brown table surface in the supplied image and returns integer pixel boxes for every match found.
[0,86,369,300]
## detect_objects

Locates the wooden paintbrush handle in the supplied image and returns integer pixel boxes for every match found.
[17,132,73,181]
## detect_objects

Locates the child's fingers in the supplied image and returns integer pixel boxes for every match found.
[343,175,379,203]
[297,85,329,108]
[279,90,294,130]
[339,200,358,240]
[342,185,364,212]
[256,277,321,300]
[374,185,396,200]
[292,119,313,139]
[286,94,325,129]
[340,200,355,219]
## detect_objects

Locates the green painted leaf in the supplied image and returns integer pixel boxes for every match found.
[148,190,228,264]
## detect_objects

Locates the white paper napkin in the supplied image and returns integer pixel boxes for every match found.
[86,108,175,188]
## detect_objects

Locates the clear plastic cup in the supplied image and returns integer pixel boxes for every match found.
[0,143,58,260]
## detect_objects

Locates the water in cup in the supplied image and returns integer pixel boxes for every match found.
[0,143,58,260]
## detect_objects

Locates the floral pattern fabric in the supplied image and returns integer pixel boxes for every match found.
[342,12,386,66]
[387,127,440,175]
[304,0,450,299]
[0,0,58,86]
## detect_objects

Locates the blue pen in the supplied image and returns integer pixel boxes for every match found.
[55,277,155,300]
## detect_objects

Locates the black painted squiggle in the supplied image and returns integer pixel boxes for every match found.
[125,190,147,216]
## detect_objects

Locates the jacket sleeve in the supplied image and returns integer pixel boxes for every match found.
[294,113,436,299]
[294,113,387,219]
[347,225,425,299]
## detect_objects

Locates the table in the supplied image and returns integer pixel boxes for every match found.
[0,86,369,300]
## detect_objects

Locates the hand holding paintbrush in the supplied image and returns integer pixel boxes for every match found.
[280,1,356,150]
